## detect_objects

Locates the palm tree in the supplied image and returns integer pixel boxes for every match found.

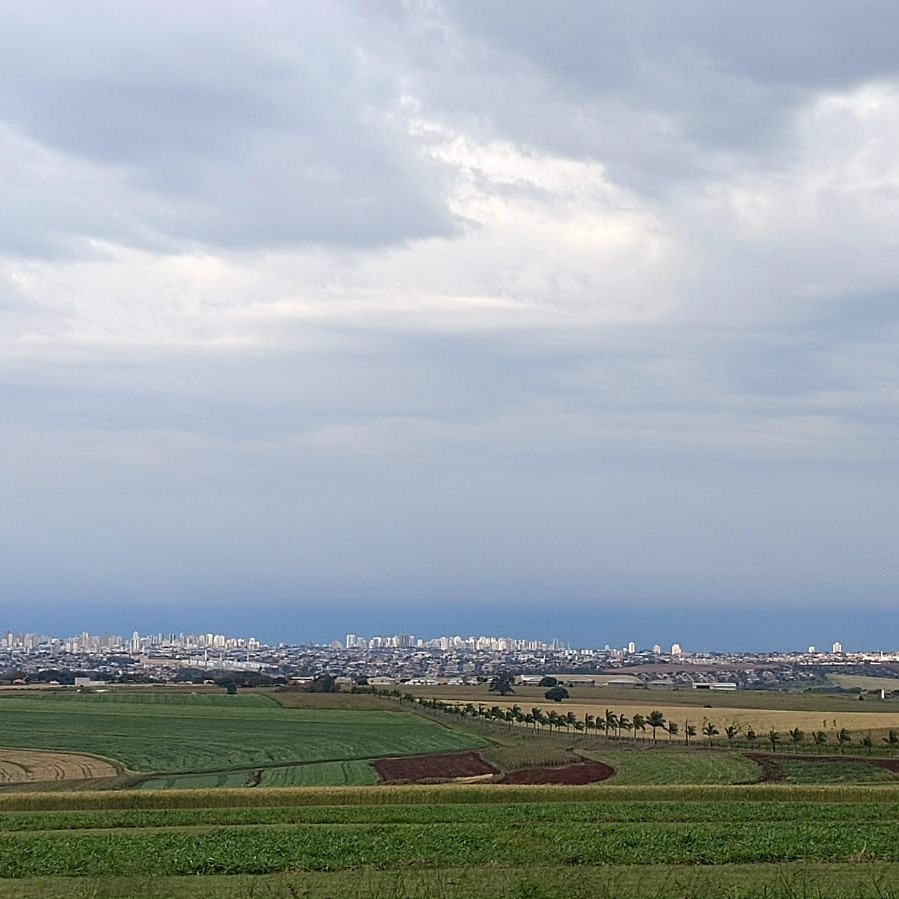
[812,730,828,752]
[724,723,742,747]
[788,727,805,752]
[745,726,757,748]
[837,728,851,753]
[862,733,874,754]
[584,712,595,733]
[883,730,899,754]
[685,723,697,746]
[547,710,563,733]
[618,715,632,740]
[767,729,780,751]
[632,713,647,742]
[647,710,667,743]
[531,707,546,731]
[702,721,719,747]
[667,721,679,743]
[604,709,618,740]
[565,711,578,735]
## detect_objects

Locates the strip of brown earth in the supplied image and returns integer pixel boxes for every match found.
[374,751,498,782]
[502,761,614,785]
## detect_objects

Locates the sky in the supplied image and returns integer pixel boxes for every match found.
[3,1,899,651]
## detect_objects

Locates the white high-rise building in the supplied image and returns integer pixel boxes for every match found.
[671,643,683,657]
[832,641,843,654]
[346,634,357,649]
[627,641,637,654]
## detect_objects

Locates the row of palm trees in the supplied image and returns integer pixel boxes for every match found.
[374,690,899,754]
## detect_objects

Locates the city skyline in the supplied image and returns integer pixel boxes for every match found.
[4,3,899,640]
[0,614,888,656]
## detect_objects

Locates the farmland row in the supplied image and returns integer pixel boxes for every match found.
[4,819,899,876]
[4,798,899,833]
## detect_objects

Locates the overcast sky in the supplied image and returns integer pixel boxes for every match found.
[3,1,899,649]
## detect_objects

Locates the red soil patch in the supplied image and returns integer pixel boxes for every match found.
[374,751,498,782]
[745,752,899,783]
[502,761,614,785]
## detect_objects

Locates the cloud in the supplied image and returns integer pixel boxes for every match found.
[3,3,899,630]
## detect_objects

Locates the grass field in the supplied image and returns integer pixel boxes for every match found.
[0,691,486,783]
[581,748,762,784]
[2,786,899,896]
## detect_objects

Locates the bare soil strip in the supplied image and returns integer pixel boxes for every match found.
[502,761,615,785]
[374,751,498,782]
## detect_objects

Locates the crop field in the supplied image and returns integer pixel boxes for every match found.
[2,786,899,897]
[0,750,119,785]
[0,691,486,786]
[579,748,763,784]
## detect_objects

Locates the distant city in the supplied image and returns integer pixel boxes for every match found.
[2,627,897,692]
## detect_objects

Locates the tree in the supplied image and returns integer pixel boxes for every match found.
[788,727,805,751]
[531,707,546,731]
[702,721,719,746]
[308,674,339,693]
[862,733,874,754]
[225,681,238,695]
[647,710,667,743]
[538,676,558,687]
[813,730,828,751]
[618,715,632,740]
[604,709,618,739]
[488,670,516,696]
[745,726,757,747]
[632,713,647,742]
[767,729,780,751]
[685,723,697,746]
[724,723,742,747]
[883,729,899,753]
[837,728,852,753]
[667,721,679,743]
[544,685,569,702]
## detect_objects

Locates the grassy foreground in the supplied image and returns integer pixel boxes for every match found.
[3,864,899,899]
[2,785,899,896]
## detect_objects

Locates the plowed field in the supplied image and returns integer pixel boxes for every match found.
[502,761,614,785]
[0,749,119,784]
[374,751,498,782]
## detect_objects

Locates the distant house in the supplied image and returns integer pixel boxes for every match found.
[692,682,737,691]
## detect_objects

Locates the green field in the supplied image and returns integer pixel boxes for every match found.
[582,748,762,784]
[0,691,485,780]
[2,786,899,896]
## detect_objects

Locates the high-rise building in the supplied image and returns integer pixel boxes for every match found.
[832,641,843,654]
[345,634,357,649]
[627,641,637,654]
[671,643,683,657]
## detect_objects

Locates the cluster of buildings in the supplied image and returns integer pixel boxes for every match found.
[1,626,893,691]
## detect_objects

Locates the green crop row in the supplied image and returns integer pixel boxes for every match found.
[4,798,899,834]
[2,820,899,877]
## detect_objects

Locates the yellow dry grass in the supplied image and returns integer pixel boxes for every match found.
[482,699,899,734]
[0,749,119,784]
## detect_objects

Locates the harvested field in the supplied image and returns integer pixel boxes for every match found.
[503,761,614,785]
[0,749,119,784]
[374,751,498,782]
